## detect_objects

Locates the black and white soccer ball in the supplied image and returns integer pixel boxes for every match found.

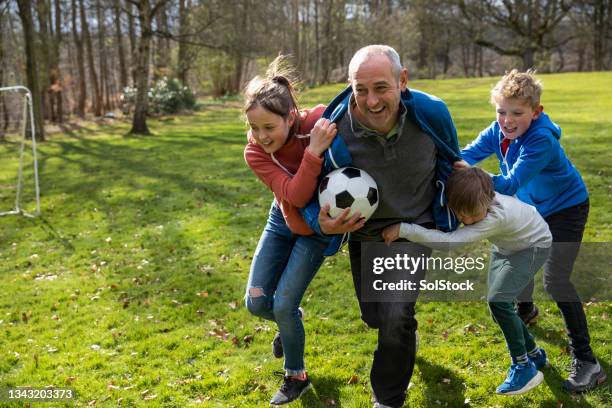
[318,167,379,221]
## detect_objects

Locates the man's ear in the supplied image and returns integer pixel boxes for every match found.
[399,68,409,91]
[533,104,544,119]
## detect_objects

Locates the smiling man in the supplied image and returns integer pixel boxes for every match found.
[300,45,462,407]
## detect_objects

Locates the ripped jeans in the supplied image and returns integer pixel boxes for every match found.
[245,202,329,375]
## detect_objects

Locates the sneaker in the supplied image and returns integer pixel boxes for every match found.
[272,308,304,359]
[496,361,543,395]
[517,303,539,325]
[270,376,312,405]
[563,357,607,393]
[530,348,550,370]
[373,403,395,408]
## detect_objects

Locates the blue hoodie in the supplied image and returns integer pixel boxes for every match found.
[462,112,588,217]
[301,86,462,255]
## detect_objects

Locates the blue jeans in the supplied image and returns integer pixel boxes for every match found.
[245,202,329,375]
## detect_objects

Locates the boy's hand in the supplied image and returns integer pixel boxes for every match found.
[307,118,337,157]
[453,159,470,170]
[318,204,365,234]
[382,224,401,245]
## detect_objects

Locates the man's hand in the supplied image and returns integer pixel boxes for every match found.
[382,223,401,245]
[453,159,470,170]
[318,204,366,235]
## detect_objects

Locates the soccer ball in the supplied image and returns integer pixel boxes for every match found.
[318,167,379,221]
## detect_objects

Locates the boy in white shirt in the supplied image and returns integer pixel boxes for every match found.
[383,167,552,395]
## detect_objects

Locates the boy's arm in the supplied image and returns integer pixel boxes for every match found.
[398,216,500,251]
[493,133,554,195]
[461,125,497,165]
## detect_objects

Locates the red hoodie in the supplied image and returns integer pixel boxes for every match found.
[244,105,326,235]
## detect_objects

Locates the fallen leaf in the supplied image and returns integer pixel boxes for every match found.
[441,330,449,340]
[88,400,96,406]
[347,375,359,384]
[243,335,254,344]
[228,301,237,310]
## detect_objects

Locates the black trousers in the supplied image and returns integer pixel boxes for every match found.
[518,199,594,361]
[349,238,430,408]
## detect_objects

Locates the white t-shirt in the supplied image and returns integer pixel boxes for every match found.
[399,193,552,255]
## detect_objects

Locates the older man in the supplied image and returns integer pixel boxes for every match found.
[301,45,461,407]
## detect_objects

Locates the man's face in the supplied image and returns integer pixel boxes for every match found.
[350,54,407,135]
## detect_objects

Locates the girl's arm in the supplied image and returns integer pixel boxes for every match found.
[244,107,335,208]
[245,146,324,208]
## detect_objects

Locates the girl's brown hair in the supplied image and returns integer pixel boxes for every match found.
[446,167,495,216]
[244,55,301,136]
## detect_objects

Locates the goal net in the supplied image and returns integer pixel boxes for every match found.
[0,86,40,217]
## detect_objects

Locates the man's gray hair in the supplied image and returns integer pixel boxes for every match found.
[348,45,402,81]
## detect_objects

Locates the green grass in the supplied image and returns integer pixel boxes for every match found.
[0,72,610,407]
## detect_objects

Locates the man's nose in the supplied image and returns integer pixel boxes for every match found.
[367,92,379,107]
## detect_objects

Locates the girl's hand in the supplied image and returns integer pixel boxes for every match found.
[382,224,401,245]
[307,118,337,157]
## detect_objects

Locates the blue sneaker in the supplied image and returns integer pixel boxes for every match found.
[530,348,550,370]
[496,361,543,395]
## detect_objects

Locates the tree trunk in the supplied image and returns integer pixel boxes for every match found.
[16,0,45,141]
[128,2,137,84]
[71,0,86,117]
[35,0,51,121]
[96,0,111,111]
[79,0,101,116]
[53,0,63,123]
[176,0,189,84]
[114,0,128,89]
[130,0,154,135]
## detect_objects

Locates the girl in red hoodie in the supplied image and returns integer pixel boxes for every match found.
[243,56,337,405]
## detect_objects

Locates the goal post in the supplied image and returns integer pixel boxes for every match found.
[0,85,40,218]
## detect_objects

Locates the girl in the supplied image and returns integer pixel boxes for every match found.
[243,56,336,405]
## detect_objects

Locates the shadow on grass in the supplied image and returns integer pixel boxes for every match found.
[304,374,345,407]
[540,364,600,408]
[37,216,75,251]
[530,323,570,350]
[416,356,466,405]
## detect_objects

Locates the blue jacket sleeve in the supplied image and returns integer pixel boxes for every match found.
[461,124,497,165]
[493,132,554,195]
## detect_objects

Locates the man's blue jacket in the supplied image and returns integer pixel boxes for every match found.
[301,85,462,255]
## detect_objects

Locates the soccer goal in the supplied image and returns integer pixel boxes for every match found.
[0,86,40,217]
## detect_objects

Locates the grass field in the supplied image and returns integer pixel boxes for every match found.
[0,72,610,407]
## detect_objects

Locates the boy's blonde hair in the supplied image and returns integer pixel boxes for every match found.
[446,167,494,217]
[490,69,543,109]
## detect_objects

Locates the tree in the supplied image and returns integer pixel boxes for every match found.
[71,0,86,117]
[460,0,573,69]
[128,0,170,135]
[16,0,45,141]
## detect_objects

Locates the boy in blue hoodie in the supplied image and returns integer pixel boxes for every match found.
[458,70,606,393]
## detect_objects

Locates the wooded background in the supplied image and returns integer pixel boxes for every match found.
[1,0,611,138]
